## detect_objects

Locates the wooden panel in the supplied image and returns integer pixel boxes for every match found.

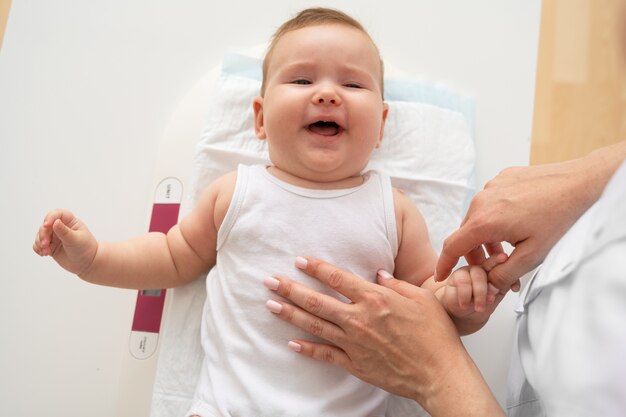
[0,0,11,49]
[531,0,626,164]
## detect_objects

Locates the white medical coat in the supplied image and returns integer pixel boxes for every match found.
[506,159,626,417]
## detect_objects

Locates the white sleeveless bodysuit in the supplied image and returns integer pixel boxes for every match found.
[189,164,398,417]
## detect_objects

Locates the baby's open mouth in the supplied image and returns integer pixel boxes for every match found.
[307,121,342,136]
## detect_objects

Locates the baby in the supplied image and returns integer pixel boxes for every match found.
[34,8,502,417]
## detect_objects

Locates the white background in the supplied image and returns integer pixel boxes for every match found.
[0,1,541,416]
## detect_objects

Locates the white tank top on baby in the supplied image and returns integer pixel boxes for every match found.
[190,164,398,417]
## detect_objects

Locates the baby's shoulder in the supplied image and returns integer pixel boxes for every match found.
[195,170,238,209]
[392,187,419,213]
[212,170,238,191]
[210,170,239,205]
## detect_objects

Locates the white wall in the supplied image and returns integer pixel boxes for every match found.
[0,1,541,416]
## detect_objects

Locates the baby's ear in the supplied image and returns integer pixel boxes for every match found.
[253,96,267,140]
[376,102,390,148]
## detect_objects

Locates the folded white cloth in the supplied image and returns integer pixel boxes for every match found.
[150,54,475,417]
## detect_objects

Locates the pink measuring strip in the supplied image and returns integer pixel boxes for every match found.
[130,203,180,333]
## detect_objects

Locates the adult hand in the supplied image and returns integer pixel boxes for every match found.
[265,256,504,417]
[435,158,608,291]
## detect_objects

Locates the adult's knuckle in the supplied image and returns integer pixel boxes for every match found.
[304,293,323,314]
[308,318,325,337]
[467,214,493,237]
[322,349,336,364]
[283,305,295,322]
[308,258,321,275]
[314,346,335,364]
[326,268,344,289]
[280,279,294,298]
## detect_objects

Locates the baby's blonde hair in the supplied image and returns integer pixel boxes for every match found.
[260,7,384,97]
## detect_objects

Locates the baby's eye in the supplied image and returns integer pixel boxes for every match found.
[344,83,362,89]
[292,79,311,85]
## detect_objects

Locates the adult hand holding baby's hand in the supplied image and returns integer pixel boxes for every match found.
[33,209,98,277]
[435,159,601,292]
[440,254,507,335]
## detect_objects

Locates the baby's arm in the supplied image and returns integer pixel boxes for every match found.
[392,189,504,335]
[391,189,439,288]
[33,172,237,289]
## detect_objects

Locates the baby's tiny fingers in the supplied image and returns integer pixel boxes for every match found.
[469,266,488,312]
[450,269,472,309]
[487,283,500,304]
[34,227,50,255]
[33,234,43,256]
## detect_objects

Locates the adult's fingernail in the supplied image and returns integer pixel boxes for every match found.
[266,300,282,314]
[377,269,393,280]
[264,276,280,290]
[288,341,302,352]
[295,256,308,269]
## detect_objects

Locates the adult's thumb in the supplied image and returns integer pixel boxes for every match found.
[487,249,538,292]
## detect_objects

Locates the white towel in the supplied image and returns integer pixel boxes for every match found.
[150,55,475,417]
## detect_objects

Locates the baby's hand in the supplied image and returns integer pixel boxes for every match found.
[33,209,98,276]
[442,253,508,323]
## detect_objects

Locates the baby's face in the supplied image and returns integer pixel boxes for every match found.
[253,24,388,184]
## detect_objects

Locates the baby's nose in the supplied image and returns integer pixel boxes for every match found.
[312,86,342,105]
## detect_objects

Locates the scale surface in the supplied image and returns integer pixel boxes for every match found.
[129,177,182,359]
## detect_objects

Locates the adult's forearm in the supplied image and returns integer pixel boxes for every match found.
[413,344,505,417]
[581,140,626,202]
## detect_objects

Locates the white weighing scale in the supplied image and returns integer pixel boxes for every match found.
[129,177,182,360]
[116,69,218,416]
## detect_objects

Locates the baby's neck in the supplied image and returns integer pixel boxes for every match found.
[266,166,365,190]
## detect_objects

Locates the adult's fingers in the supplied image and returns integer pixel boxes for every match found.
[464,246,487,267]
[436,225,485,281]
[436,230,506,282]
[295,256,377,303]
[265,295,346,347]
[287,340,354,373]
[264,272,357,329]
[487,242,540,292]
[468,241,507,266]
[484,242,505,256]
[376,271,456,322]
[482,253,508,272]
[376,270,431,299]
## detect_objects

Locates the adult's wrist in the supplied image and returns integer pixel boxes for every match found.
[416,345,504,417]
